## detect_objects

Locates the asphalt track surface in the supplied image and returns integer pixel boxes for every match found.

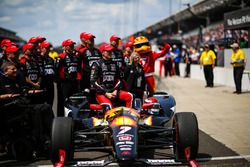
[0,78,249,167]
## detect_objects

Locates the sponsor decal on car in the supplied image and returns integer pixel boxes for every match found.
[125,141,134,145]
[119,135,132,141]
[77,160,105,166]
[116,142,125,145]
[120,147,132,151]
[118,145,132,148]
[146,159,177,165]
[118,126,131,135]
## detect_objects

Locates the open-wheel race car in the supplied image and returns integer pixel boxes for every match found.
[51,91,199,167]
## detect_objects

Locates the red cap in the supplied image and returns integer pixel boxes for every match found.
[80,32,86,39]
[62,39,76,47]
[36,36,46,42]
[145,97,158,103]
[22,43,35,51]
[6,45,19,53]
[125,41,133,48]
[99,43,113,52]
[2,41,15,47]
[83,33,95,40]
[110,35,120,42]
[1,39,11,47]
[40,41,51,48]
[28,37,38,43]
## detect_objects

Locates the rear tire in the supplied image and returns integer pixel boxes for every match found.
[51,117,74,164]
[173,112,198,161]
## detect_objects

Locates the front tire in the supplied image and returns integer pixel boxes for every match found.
[173,112,198,161]
[51,117,74,164]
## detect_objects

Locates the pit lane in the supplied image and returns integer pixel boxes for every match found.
[1,130,249,166]
[0,78,250,167]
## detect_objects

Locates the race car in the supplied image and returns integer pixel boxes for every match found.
[51,91,199,167]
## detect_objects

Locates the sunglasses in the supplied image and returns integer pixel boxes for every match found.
[134,42,150,48]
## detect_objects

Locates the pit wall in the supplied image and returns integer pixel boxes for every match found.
[155,49,250,91]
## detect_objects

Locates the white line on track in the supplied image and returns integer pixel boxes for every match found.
[18,155,250,167]
[197,155,250,161]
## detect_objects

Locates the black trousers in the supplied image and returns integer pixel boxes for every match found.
[203,65,214,87]
[233,66,244,93]
[174,62,180,76]
[41,80,54,106]
[185,63,191,77]
[57,80,78,116]
[164,60,172,77]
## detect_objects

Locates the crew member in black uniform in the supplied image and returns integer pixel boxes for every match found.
[40,41,56,105]
[0,39,16,69]
[57,39,81,116]
[80,33,102,91]
[0,62,53,158]
[110,35,127,90]
[110,35,126,74]
[28,36,46,76]
[90,43,133,110]
[20,43,41,90]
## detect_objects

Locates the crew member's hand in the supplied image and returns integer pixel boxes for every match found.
[33,82,40,89]
[112,90,117,97]
[0,93,20,100]
[105,92,116,99]
[28,89,43,94]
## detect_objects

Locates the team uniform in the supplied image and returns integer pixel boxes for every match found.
[41,55,56,105]
[90,52,133,109]
[200,49,216,87]
[231,46,245,94]
[20,54,41,89]
[80,47,102,90]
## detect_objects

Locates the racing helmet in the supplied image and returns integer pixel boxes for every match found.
[144,97,161,115]
[134,36,151,54]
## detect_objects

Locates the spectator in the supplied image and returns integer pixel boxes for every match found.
[49,45,59,60]
[173,44,181,76]
[164,48,174,77]
[182,45,191,77]
[216,44,224,67]
[230,43,245,94]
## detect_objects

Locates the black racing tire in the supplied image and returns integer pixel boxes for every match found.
[173,112,198,161]
[51,117,74,164]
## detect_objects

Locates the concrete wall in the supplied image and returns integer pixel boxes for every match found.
[155,61,250,91]
[224,48,250,70]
